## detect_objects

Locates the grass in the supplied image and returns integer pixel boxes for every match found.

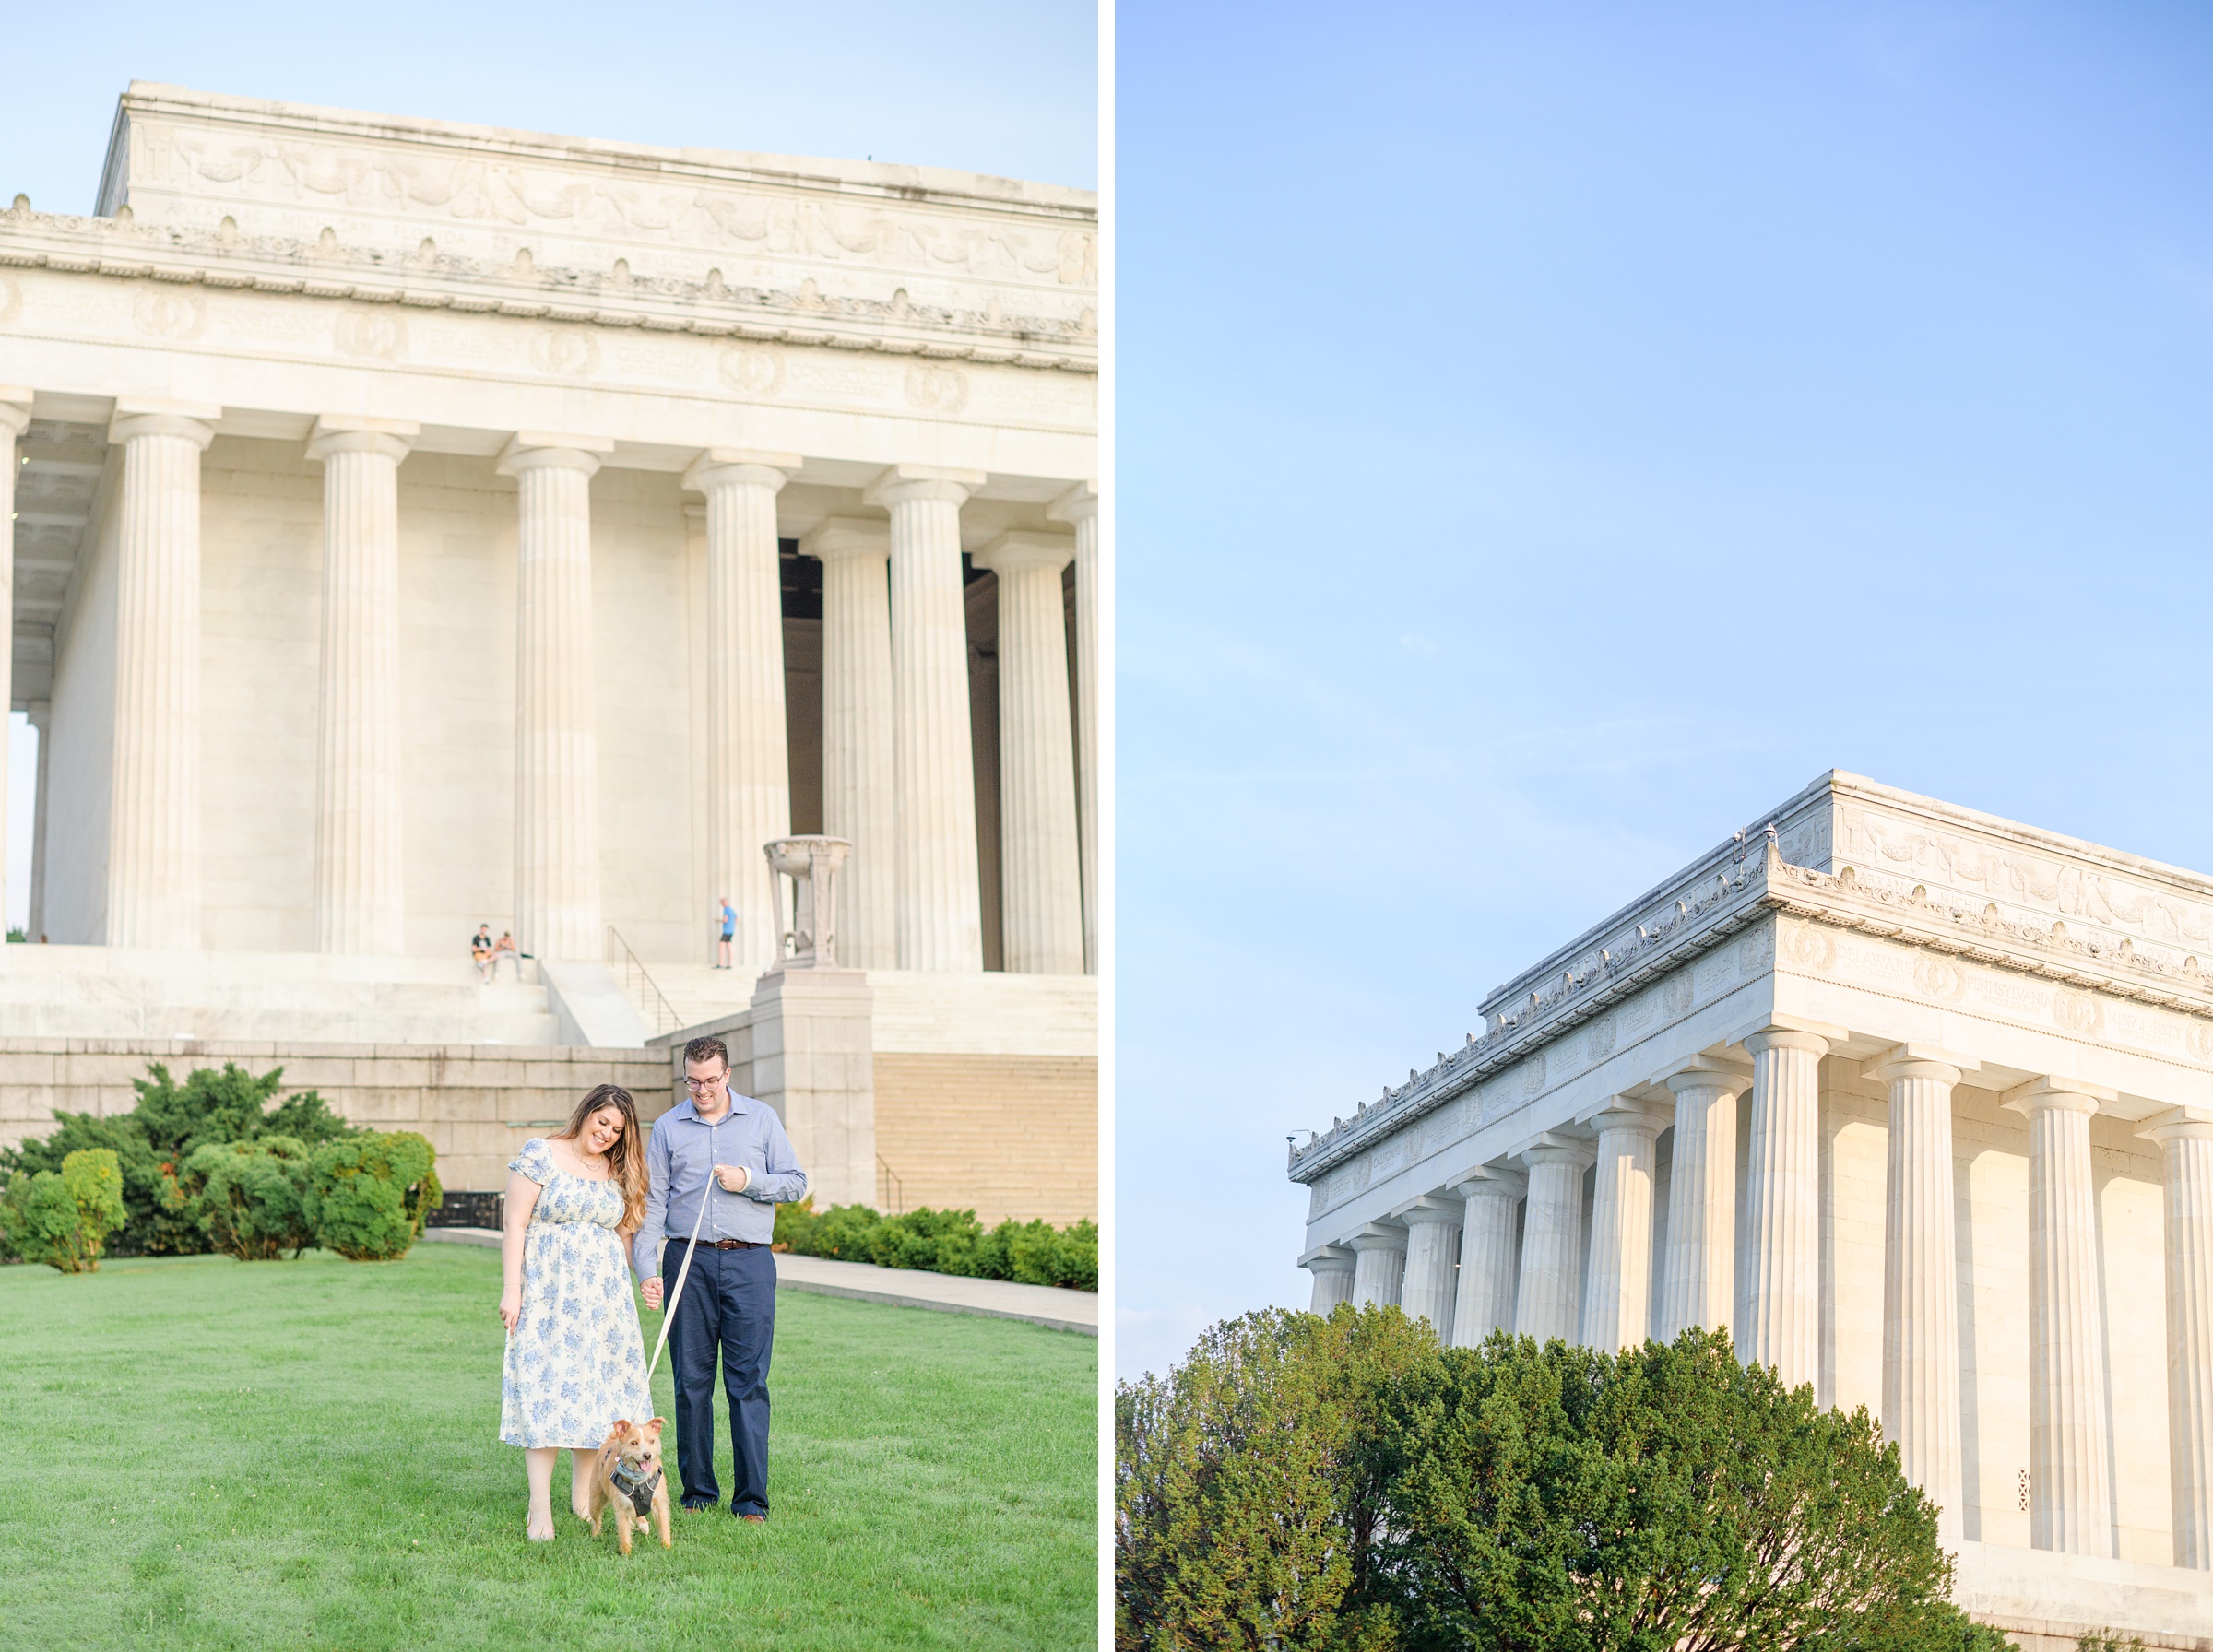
[0,1245,1096,1650]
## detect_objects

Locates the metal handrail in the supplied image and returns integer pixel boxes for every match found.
[876,1154,904,1216]
[605,926,682,1036]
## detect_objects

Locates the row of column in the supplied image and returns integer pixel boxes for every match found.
[60,399,1097,973]
[1305,1034,2213,1569]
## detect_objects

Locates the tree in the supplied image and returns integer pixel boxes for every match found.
[1116,1305,1435,1650]
[186,1136,318,1260]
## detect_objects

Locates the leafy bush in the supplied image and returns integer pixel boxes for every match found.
[1,1149,127,1273]
[0,1063,357,1258]
[186,1136,316,1260]
[773,1198,1097,1292]
[305,1131,441,1261]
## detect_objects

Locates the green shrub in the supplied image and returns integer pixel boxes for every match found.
[306,1131,441,1261]
[0,1062,357,1258]
[1,1148,126,1273]
[771,1198,1096,1292]
[187,1136,316,1260]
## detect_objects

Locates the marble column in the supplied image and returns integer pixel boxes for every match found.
[1048,479,1098,975]
[687,449,800,975]
[1742,1030,1827,1387]
[1581,1101,1663,1353]
[1451,1168,1526,1346]
[306,418,415,955]
[1349,1226,1407,1308]
[1517,1138,1595,1343]
[1872,1053,1964,1535]
[1303,1246,1356,1314]
[2006,1080,2113,1556]
[2142,1107,2213,1570]
[1400,1200,1462,1340]
[863,466,988,973]
[27,701,49,939]
[972,530,1083,974]
[800,520,896,971]
[107,401,219,949]
[0,389,27,899]
[1657,1064,1748,1341]
[498,434,610,962]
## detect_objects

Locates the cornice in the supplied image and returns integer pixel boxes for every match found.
[0,207,1097,373]
[1287,839,2213,1186]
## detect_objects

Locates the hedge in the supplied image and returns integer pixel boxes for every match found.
[185,1137,317,1261]
[1,1148,126,1272]
[774,1198,1097,1292]
[304,1132,442,1262]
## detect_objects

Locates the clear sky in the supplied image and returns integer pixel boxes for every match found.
[1115,4,2213,1379]
[0,0,1097,929]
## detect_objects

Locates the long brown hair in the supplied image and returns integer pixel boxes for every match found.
[551,1084,648,1237]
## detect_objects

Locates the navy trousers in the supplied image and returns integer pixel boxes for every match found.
[662,1241,776,1516]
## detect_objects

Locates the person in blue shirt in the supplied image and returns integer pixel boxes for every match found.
[715,897,736,969]
[632,1032,809,1520]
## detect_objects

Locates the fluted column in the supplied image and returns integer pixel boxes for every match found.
[687,449,800,975]
[1517,1139,1595,1343]
[0,389,27,899]
[1451,1168,1526,1346]
[498,434,609,962]
[1048,480,1098,975]
[2142,1107,2213,1570]
[1582,1102,1663,1352]
[1348,1226,1407,1308]
[27,701,49,939]
[1303,1246,1355,1313]
[863,466,988,973]
[306,419,415,955]
[1872,1053,1964,1535]
[2005,1080,2113,1555]
[1742,1030,1827,1386]
[800,520,895,971]
[1400,1201,1462,1339]
[972,531,1083,974]
[1658,1063,1748,1340]
[107,401,219,949]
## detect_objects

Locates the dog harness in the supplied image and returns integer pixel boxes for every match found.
[609,1460,662,1518]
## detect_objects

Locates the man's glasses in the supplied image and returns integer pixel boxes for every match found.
[682,1076,727,1092]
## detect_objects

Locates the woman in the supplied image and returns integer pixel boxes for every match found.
[498,1083,654,1540]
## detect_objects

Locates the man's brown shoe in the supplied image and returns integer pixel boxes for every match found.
[740,1514,766,1524]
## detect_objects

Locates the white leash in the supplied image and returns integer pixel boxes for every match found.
[643,1179,714,1386]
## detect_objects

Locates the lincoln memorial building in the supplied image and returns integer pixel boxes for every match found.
[1288,773,2213,1649]
[0,85,1098,1223]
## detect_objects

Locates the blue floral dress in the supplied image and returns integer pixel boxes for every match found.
[499,1139,653,1448]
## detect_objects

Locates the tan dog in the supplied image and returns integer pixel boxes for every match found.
[587,1418,672,1554]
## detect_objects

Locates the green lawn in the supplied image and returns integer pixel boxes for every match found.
[0,1245,1096,1650]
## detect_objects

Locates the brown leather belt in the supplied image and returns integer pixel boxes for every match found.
[686,1238,765,1250]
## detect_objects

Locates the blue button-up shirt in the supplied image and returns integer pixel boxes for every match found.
[630,1094,809,1280]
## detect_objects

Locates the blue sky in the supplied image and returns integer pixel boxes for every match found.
[0,1,1097,927]
[1115,4,2213,1378]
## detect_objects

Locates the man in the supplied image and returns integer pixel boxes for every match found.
[715,897,737,969]
[490,930,520,982]
[470,925,493,983]
[633,1034,808,1520]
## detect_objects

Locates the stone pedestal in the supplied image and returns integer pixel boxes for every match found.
[307,418,415,955]
[801,520,896,972]
[500,434,609,962]
[1743,1029,1827,1386]
[1451,1167,1525,1346]
[865,466,987,974]
[1874,1053,1965,1538]
[1658,1062,1747,1341]
[1517,1138,1594,1343]
[1581,1101,1663,1352]
[107,400,219,949]
[1048,480,1098,975]
[1303,1245,1355,1314]
[1349,1226,1407,1308]
[2006,1080,2114,1557]
[2142,1107,2213,1571]
[972,531,1083,975]
[688,449,799,975]
[1399,1199,1462,1339]
[748,965,875,1209]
